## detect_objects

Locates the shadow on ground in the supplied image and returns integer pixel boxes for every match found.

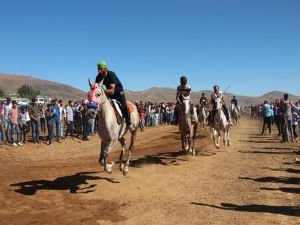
[261,187,300,194]
[191,202,300,217]
[130,150,189,167]
[10,171,119,195]
[239,176,300,185]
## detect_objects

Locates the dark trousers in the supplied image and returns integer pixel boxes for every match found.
[40,118,46,133]
[222,104,230,121]
[65,121,74,138]
[47,121,53,144]
[53,119,61,141]
[114,90,131,124]
[75,117,82,137]
[274,115,281,135]
[82,117,89,139]
[20,124,27,142]
[292,125,298,139]
[31,120,40,143]
[261,116,272,134]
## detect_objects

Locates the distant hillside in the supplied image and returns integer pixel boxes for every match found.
[0,73,86,101]
[0,73,299,105]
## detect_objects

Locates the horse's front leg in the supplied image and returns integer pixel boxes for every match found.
[192,124,198,156]
[223,129,227,146]
[227,128,231,146]
[99,141,105,166]
[118,137,126,172]
[181,134,185,151]
[213,129,220,149]
[102,141,116,173]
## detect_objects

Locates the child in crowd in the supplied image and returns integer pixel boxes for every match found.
[19,107,28,143]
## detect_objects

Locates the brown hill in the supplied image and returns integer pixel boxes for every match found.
[0,73,299,105]
[0,73,87,101]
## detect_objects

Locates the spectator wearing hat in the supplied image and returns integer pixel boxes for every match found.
[3,97,12,143]
[28,98,41,144]
[8,100,21,147]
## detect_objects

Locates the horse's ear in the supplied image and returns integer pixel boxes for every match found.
[88,79,92,88]
[99,79,104,87]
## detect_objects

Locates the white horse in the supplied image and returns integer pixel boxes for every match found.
[88,80,139,176]
[230,103,239,125]
[198,104,209,130]
[212,97,230,149]
[178,95,198,156]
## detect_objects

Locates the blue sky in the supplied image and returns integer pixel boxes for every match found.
[1,0,299,96]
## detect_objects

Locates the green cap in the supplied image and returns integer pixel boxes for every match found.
[97,61,107,68]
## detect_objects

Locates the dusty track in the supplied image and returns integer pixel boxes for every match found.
[0,118,299,225]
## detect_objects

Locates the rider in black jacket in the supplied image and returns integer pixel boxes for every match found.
[95,61,135,131]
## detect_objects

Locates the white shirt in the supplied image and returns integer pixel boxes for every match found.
[211,91,224,102]
[3,103,12,120]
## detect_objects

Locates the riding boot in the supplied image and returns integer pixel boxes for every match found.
[207,111,212,126]
[116,90,135,131]
[212,110,216,124]
[223,104,233,125]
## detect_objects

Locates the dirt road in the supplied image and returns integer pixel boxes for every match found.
[0,118,299,225]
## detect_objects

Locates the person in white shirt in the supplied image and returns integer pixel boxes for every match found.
[210,85,232,125]
[65,101,74,139]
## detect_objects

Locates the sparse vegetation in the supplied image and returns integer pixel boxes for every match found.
[17,84,41,99]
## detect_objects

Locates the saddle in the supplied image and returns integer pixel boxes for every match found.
[110,99,134,125]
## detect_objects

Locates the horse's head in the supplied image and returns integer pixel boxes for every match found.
[88,79,106,105]
[215,97,223,111]
[180,95,190,115]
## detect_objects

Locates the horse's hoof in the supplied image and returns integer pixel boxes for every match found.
[192,151,196,156]
[123,167,128,176]
[99,159,104,166]
[216,145,220,149]
[105,162,115,173]
[105,167,112,173]
[119,163,125,172]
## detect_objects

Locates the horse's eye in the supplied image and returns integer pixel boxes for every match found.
[96,93,100,97]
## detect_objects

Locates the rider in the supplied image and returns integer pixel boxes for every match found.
[95,61,135,131]
[210,85,233,125]
[199,92,208,113]
[231,95,240,112]
[173,76,195,125]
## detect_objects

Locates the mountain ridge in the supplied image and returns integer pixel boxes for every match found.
[0,73,299,105]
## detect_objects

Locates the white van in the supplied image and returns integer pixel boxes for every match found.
[36,96,46,105]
